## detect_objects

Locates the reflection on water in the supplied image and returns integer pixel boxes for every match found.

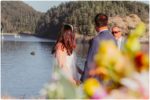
[76,42,89,58]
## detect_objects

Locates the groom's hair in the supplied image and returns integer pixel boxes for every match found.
[94,13,108,27]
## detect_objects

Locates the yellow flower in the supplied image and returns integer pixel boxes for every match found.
[95,40,121,67]
[125,22,146,53]
[83,78,100,97]
[94,40,135,82]
[125,38,141,53]
[130,22,146,38]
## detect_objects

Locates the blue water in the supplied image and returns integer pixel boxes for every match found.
[1,35,86,98]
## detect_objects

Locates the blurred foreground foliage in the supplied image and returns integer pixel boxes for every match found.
[40,22,149,99]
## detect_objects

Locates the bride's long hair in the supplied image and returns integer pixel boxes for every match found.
[52,24,76,55]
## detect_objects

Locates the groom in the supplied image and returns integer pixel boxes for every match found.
[80,13,117,82]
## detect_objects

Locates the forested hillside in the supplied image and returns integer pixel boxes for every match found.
[1,1,43,33]
[35,1,149,39]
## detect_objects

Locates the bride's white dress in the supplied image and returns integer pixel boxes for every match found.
[65,52,78,80]
[54,51,79,81]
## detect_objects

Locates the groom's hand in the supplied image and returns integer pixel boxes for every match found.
[77,66,83,75]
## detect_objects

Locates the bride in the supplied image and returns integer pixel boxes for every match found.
[52,24,81,85]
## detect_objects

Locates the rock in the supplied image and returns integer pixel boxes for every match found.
[124,14,141,29]
[30,51,35,55]
[108,14,143,35]
[109,15,128,35]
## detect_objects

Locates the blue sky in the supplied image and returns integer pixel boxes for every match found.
[23,1,68,12]
[23,0,149,13]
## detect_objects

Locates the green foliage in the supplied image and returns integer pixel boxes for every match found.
[35,1,149,38]
[1,1,43,33]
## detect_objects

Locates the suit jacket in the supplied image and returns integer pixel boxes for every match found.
[80,30,117,82]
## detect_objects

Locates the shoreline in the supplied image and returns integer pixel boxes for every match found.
[1,33,149,43]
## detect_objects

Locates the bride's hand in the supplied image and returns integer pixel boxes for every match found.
[75,80,81,86]
[70,79,81,86]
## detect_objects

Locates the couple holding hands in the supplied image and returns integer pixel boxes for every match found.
[52,13,125,85]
